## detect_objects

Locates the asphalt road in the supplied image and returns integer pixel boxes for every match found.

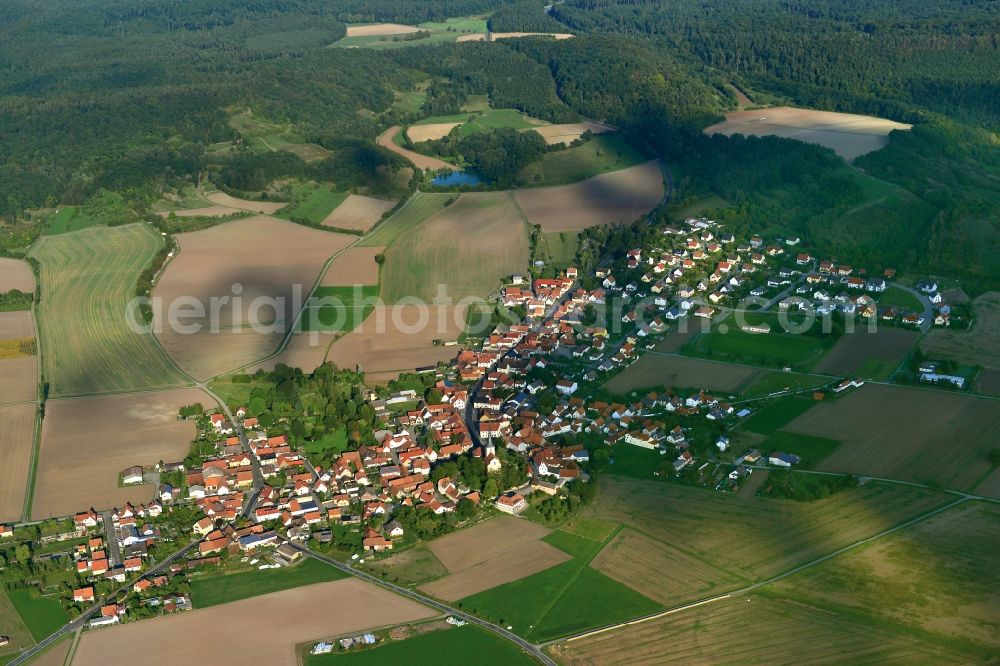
[289,543,556,666]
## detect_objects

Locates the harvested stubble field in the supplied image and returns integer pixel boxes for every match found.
[786,384,1000,490]
[0,310,34,339]
[321,246,383,286]
[406,122,461,143]
[418,517,569,601]
[0,403,35,522]
[774,501,1000,653]
[589,476,951,582]
[30,224,187,396]
[345,23,420,36]
[921,291,1000,370]
[321,194,395,232]
[589,527,744,607]
[549,591,977,665]
[605,353,759,395]
[72,578,435,666]
[378,126,456,171]
[154,216,355,380]
[0,356,37,405]
[512,160,664,232]
[529,122,613,146]
[704,106,912,162]
[31,388,207,519]
[204,191,286,214]
[380,192,529,303]
[325,304,464,380]
[0,257,35,292]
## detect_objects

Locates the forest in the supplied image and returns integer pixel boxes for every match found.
[0,0,996,287]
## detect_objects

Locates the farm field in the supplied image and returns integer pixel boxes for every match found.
[529,121,614,146]
[0,404,35,522]
[321,247,383,286]
[0,312,37,405]
[541,231,578,268]
[156,205,243,219]
[773,500,1000,653]
[324,304,464,381]
[378,127,457,171]
[335,17,487,49]
[190,558,346,608]
[31,388,207,519]
[741,396,816,435]
[704,106,912,162]
[18,635,70,666]
[548,590,980,665]
[0,311,33,339]
[456,529,661,642]
[252,328,334,375]
[605,353,760,395]
[786,383,1000,491]
[513,160,664,232]
[275,184,348,225]
[740,370,830,399]
[300,286,379,333]
[683,322,829,371]
[518,134,646,185]
[588,475,952,582]
[419,517,570,602]
[360,193,453,248]
[0,586,35,660]
[590,528,744,607]
[380,192,529,303]
[406,122,461,142]
[321,195,395,232]
[204,191,286,214]
[4,587,68,642]
[0,258,34,292]
[364,546,448,586]
[71,578,436,666]
[345,23,420,36]
[306,625,536,666]
[153,216,355,380]
[921,291,1000,370]
[877,285,924,311]
[813,327,918,377]
[30,224,187,396]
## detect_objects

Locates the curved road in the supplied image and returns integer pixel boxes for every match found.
[289,543,556,666]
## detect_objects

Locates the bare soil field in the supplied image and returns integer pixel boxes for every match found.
[529,122,614,146]
[378,126,457,171]
[590,528,743,607]
[786,383,1000,490]
[31,388,207,519]
[380,192,530,303]
[974,369,1000,395]
[71,578,435,666]
[774,501,1000,651]
[156,205,241,218]
[513,160,664,232]
[813,328,919,376]
[704,107,912,162]
[346,23,421,37]
[324,304,464,381]
[0,310,34,339]
[204,192,286,214]
[589,476,950,582]
[456,34,486,42]
[406,122,462,143]
[0,403,35,522]
[321,246,383,286]
[0,356,37,405]
[921,291,1000,369]
[418,516,569,601]
[0,257,35,292]
[321,194,395,232]
[975,467,1000,500]
[252,329,334,375]
[29,636,71,666]
[550,592,975,665]
[605,353,759,395]
[154,216,355,379]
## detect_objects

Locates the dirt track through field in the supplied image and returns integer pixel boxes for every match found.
[71,578,435,666]
[154,216,355,379]
[31,388,207,519]
[378,127,457,171]
[321,194,395,232]
[0,257,35,292]
[0,403,35,522]
[705,107,911,162]
[513,161,664,231]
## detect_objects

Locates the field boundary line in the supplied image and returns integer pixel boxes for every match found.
[544,496,972,646]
